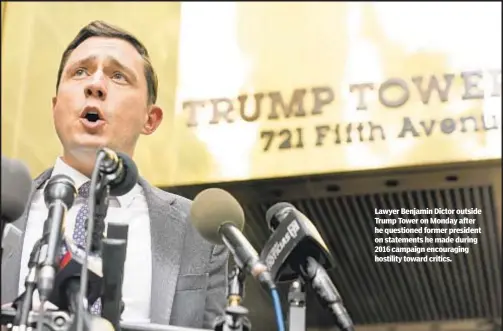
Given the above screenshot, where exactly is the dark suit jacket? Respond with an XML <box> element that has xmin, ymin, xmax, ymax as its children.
<box><xmin>1</xmin><ymin>168</ymin><xmax>229</xmax><ymax>329</ymax></box>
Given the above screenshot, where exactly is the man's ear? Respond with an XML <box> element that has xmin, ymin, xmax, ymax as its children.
<box><xmin>142</xmin><ymin>105</ymin><xmax>163</xmax><ymax>135</ymax></box>
<box><xmin>52</xmin><ymin>96</ymin><xmax>57</xmax><ymax>110</ymax></box>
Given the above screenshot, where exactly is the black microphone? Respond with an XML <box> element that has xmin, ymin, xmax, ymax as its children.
<box><xmin>262</xmin><ymin>202</ymin><xmax>354</xmax><ymax>331</ymax></box>
<box><xmin>1</xmin><ymin>155</ymin><xmax>32</xmax><ymax>222</ymax></box>
<box><xmin>38</xmin><ymin>174</ymin><xmax>77</xmax><ymax>302</ymax></box>
<box><xmin>261</xmin><ymin>202</ymin><xmax>333</xmax><ymax>282</ymax></box>
<box><xmin>49</xmin><ymin>240</ymin><xmax>103</xmax><ymax>311</ymax></box>
<box><xmin>190</xmin><ymin>188</ymin><xmax>275</xmax><ymax>290</ymax></box>
<box><xmin>101</xmin><ymin>237</ymin><xmax>127</xmax><ymax>330</ymax></box>
<box><xmin>96</xmin><ymin>148</ymin><xmax>138</xmax><ymax>196</ymax></box>
<box><xmin>100</xmin><ymin>221</ymin><xmax>128</xmax><ymax>329</ymax></box>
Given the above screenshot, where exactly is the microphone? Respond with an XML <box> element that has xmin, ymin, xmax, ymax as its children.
<box><xmin>262</xmin><ymin>202</ymin><xmax>354</xmax><ymax>331</ymax></box>
<box><xmin>12</xmin><ymin>238</ymin><xmax>42</xmax><ymax>328</ymax></box>
<box><xmin>261</xmin><ymin>202</ymin><xmax>333</xmax><ymax>282</ymax></box>
<box><xmin>49</xmin><ymin>240</ymin><xmax>103</xmax><ymax>311</ymax></box>
<box><xmin>96</xmin><ymin>148</ymin><xmax>138</xmax><ymax>196</ymax></box>
<box><xmin>190</xmin><ymin>188</ymin><xmax>275</xmax><ymax>290</ymax></box>
<box><xmin>100</xmin><ymin>221</ymin><xmax>128</xmax><ymax>329</ymax></box>
<box><xmin>38</xmin><ymin>174</ymin><xmax>77</xmax><ymax>302</ymax></box>
<box><xmin>1</xmin><ymin>155</ymin><xmax>32</xmax><ymax>222</ymax></box>
<box><xmin>100</xmin><ymin>238</ymin><xmax>127</xmax><ymax>330</ymax></box>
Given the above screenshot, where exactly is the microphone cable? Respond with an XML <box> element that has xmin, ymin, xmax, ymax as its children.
<box><xmin>270</xmin><ymin>287</ymin><xmax>286</xmax><ymax>331</ymax></box>
<box><xmin>76</xmin><ymin>150</ymin><xmax>106</xmax><ymax>331</ymax></box>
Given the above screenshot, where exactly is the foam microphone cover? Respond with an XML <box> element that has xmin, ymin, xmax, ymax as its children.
<box><xmin>1</xmin><ymin>156</ymin><xmax>33</xmax><ymax>221</ymax></box>
<box><xmin>109</xmin><ymin>152</ymin><xmax>138</xmax><ymax>196</ymax></box>
<box><xmin>88</xmin><ymin>316</ymin><xmax>115</xmax><ymax>331</ymax></box>
<box><xmin>190</xmin><ymin>188</ymin><xmax>245</xmax><ymax>245</ymax></box>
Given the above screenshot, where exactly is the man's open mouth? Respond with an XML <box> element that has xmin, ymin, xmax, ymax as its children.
<box><xmin>80</xmin><ymin>107</ymin><xmax>106</xmax><ymax>130</ymax></box>
<box><xmin>84</xmin><ymin>112</ymin><xmax>100</xmax><ymax>122</ymax></box>
<box><xmin>81</xmin><ymin>107</ymin><xmax>105</xmax><ymax>123</ymax></box>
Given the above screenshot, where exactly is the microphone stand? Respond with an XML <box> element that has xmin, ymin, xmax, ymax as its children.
<box><xmin>302</xmin><ymin>257</ymin><xmax>353</xmax><ymax>331</ymax></box>
<box><xmin>2</xmin><ymin>309</ymin><xmax>73</xmax><ymax>331</ymax></box>
<box><xmin>10</xmin><ymin>218</ymin><xmax>69</xmax><ymax>330</ymax></box>
<box><xmin>75</xmin><ymin>160</ymin><xmax>110</xmax><ymax>331</ymax></box>
<box><xmin>13</xmin><ymin>239</ymin><xmax>43</xmax><ymax>330</ymax></box>
<box><xmin>2</xmin><ymin>279</ymin><xmax>112</xmax><ymax>331</ymax></box>
<box><xmin>214</xmin><ymin>265</ymin><xmax>251</xmax><ymax>331</ymax></box>
<box><xmin>78</xmin><ymin>162</ymin><xmax>127</xmax><ymax>331</ymax></box>
<box><xmin>89</xmin><ymin>176</ymin><xmax>110</xmax><ymax>253</ymax></box>
<box><xmin>287</xmin><ymin>279</ymin><xmax>306</xmax><ymax>331</ymax></box>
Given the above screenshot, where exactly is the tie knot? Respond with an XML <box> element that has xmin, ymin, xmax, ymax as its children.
<box><xmin>78</xmin><ymin>181</ymin><xmax>91</xmax><ymax>198</ymax></box>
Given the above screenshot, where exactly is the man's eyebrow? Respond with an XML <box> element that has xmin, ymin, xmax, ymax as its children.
<box><xmin>107</xmin><ymin>56</ymin><xmax>138</xmax><ymax>81</ymax></box>
<box><xmin>67</xmin><ymin>55</ymin><xmax>97</xmax><ymax>71</ymax></box>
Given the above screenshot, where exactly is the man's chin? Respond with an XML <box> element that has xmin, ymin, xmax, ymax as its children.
<box><xmin>66</xmin><ymin>145</ymin><xmax>106</xmax><ymax>162</ymax></box>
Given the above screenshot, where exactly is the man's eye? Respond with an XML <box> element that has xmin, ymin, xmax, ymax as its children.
<box><xmin>112</xmin><ymin>72</ymin><xmax>126</xmax><ymax>81</ymax></box>
<box><xmin>74</xmin><ymin>68</ymin><xmax>87</xmax><ymax>77</ymax></box>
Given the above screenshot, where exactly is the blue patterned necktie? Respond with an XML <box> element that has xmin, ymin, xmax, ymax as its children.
<box><xmin>74</xmin><ymin>181</ymin><xmax>102</xmax><ymax>315</ymax></box>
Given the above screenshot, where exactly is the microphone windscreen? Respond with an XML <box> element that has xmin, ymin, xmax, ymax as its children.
<box><xmin>266</xmin><ymin>202</ymin><xmax>295</xmax><ymax>231</ymax></box>
<box><xmin>89</xmin><ymin>316</ymin><xmax>115</xmax><ymax>331</ymax></box>
<box><xmin>109</xmin><ymin>152</ymin><xmax>138</xmax><ymax>196</ymax></box>
<box><xmin>190</xmin><ymin>188</ymin><xmax>245</xmax><ymax>245</ymax></box>
<box><xmin>1</xmin><ymin>156</ymin><xmax>33</xmax><ymax>221</ymax></box>
<box><xmin>44</xmin><ymin>174</ymin><xmax>76</xmax><ymax>209</ymax></box>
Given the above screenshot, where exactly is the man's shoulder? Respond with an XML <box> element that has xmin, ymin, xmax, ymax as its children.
<box><xmin>147</xmin><ymin>184</ymin><xmax>192</xmax><ymax>212</ymax></box>
<box><xmin>146</xmin><ymin>185</ymin><xmax>217</xmax><ymax>254</ymax></box>
<box><xmin>143</xmin><ymin>184</ymin><xmax>201</xmax><ymax>235</ymax></box>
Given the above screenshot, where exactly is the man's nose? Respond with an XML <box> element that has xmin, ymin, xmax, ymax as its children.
<box><xmin>84</xmin><ymin>73</ymin><xmax>107</xmax><ymax>100</ymax></box>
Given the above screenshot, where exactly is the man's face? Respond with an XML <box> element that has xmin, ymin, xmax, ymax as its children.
<box><xmin>53</xmin><ymin>36</ymin><xmax>161</xmax><ymax>161</ymax></box>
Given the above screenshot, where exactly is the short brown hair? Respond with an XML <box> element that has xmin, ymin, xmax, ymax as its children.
<box><xmin>56</xmin><ymin>20</ymin><xmax>158</xmax><ymax>104</ymax></box>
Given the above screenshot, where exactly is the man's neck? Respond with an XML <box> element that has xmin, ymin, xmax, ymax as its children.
<box><xmin>60</xmin><ymin>154</ymin><xmax>95</xmax><ymax>179</ymax></box>
<box><xmin>61</xmin><ymin>147</ymin><xmax>135</xmax><ymax>178</ymax></box>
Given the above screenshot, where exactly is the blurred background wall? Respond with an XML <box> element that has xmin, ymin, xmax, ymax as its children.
<box><xmin>1</xmin><ymin>2</ymin><xmax>181</xmax><ymax>185</ymax></box>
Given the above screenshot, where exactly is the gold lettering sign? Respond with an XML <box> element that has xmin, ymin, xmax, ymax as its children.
<box><xmin>2</xmin><ymin>3</ymin><xmax>501</xmax><ymax>187</ymax></box>
<box><xmin>173</xmin><ymin>2</ymin><xmax>501</xmax><ymax>185</ymax></box>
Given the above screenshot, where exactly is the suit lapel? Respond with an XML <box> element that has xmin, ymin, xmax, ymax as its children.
<box><xmin>1</xmin><ymin>169</ymin><xmax>52</xmax><ymax>303</ymax></box>
<box><xmin>139</xmin><ymin>178</ymin><xmax>186</xmax><ymax>324</ymax></box>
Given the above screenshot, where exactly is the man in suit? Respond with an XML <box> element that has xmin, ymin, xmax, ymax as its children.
<box><xmin>1</xmin><ymin>20</ymin><xmax>229</xmax><ymax>329</ymax></box>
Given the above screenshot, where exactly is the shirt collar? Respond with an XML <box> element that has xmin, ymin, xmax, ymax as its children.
<box><xmin>51</xmin><ymin>157</ymin><xmax>140</xmax><ymax>208</ymax></box>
